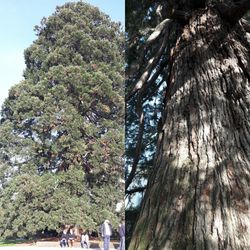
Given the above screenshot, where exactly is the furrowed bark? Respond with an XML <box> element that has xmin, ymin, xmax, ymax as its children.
<box><xmin>129</xmin><ymin>7</ymin><xmax>250</xmax><ymax>250</ymax></box>
<box><xmin>241</xmin><ymin>19</ymin><xmax>250</xmax><ymax>33</ymax></box>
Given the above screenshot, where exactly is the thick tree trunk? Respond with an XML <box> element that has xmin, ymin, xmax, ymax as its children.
<box><xmin>129</xmin><ymin>8</ymin><xmax>250</xmax><ymax>250</ymax></box>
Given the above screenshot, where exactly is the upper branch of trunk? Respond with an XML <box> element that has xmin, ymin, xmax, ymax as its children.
<box><xmin>126</xmin><ymin>186</ymin><xmax>146</xmax><ymax>195</ymax></box>
<box><xmin>126</xmin><ymin>31</ymin><xmax>168</xmax><ymax>102</ymax></box>
<box><xmin>145</xmin><ymin>19</ymin><xmax>171</xmax><ymax>48</ymax></box>
<box><xmin>126</xmin><ymin>19</ymin><xmax>171</xmax><ymax>81</ymax></box>
<box><xmin>125</xmin><ymin>98</ymin><xmax>145</xmax><ymax>191</ymax></box>
<box><xmin>215</xmin><ymin>0</ymin><xmax>250</xmax><ymax>24</ymax></box>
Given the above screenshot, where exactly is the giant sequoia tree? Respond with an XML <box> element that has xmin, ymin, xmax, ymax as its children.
<box><xmin>0</xmin><ymin>2</ymin><xmax>124</xmax><ymax>238</ymax></box>
<box><xmin>127</xmin><ymin>0</ymin><xmax>250</xmax><ymax>249</ymax></box>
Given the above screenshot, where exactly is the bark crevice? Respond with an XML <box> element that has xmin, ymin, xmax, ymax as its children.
<box><xmin>129</xmin><ymin>6</ymin><xmax>250</xmax><ymax>250</ymax></box>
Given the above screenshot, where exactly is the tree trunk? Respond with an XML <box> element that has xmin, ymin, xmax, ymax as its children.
<box><xmin>129</xmin><ymin>8</ymin><xmax>250</xmax><ymax>250</ymax></box>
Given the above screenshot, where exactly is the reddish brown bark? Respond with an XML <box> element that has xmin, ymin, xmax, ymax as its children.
<box><xmin>129</xmin><ymin>8</ymin><xmax>250</xmax><ymax>250</ymax></box>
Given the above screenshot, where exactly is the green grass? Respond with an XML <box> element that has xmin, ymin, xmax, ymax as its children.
<box><xmin>0</xmin><ymin>239</ymin><xmax>27</xmax><ymax>246</ymax></box>
<box><xmin>0</xmin><ymin>243</ymin><xmax>16</xmax><ymax>246</ymax></box>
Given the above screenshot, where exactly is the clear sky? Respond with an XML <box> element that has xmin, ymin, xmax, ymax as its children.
<box><xmin>0</xmin><ymin>0</ymin><xmax>125</xmax><ymax>108</ymax></box>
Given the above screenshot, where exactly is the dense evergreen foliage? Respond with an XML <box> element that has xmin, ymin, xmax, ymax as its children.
<box><xmin>0</xmin><ymin>2</ymin><xmax>124</xmax><ymax>239</ymax></box>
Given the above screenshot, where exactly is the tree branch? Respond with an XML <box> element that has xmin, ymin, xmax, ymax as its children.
<box><xmin>126</xmin><ymin>186</ymin><xmax>147</xmax><ymax>195</ymax></box>
<box><xmin>126</xmin><ymin>31</ymin><xmax>169</xmax><ymax>102</ymax></box>
<box><xmin>143</xmin><ymin>77</ymin><xmax>166</xmax><ymax>103</ymax></box>
<box><xmin>126</xmin><ymin>19</ymin><xmax>171</xmax><ymax>80</ymax></box>
<box><xmin>145</xmin><ymin>19</ymin><xmax>171</xmax><ymax>48</ymax></box>
<box><xmin>125</xmin><ymin>97</ymin><xmax>145</xmax><ymax>191</ymax></box>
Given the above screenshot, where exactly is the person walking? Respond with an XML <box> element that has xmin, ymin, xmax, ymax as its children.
<box><xmin>100</xmin><ymin>220</ymin><xmax>112</xmax><ymax>250</ymax></box>
<box><xmin>118</xmin><ymin>220</ymin><xmax>125</xmax><ymax>250</ymax></box>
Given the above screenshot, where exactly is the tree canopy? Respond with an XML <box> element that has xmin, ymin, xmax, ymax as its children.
<box><xmin>0</xmin><ymin>2</ymin><xmax>124</xmax><ymax>239</ymax></box>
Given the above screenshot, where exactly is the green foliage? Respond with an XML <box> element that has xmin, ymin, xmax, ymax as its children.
<box><xmin>0</xmin><ymin>2</ymin><xmax>124</xmax><ymax>239</ymax></box>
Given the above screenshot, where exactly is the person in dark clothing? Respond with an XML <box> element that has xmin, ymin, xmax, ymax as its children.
<box><xmin>68</xmin><ymin>228</ymin><xmax>75</xmax><ymax>247</ymax></box>
<box><xmin>118</xmin><ymin>220</ymin><xmax>125</xmax><ymax>250</ymax></box>
<box><xmin>59</xmin><ymin>229</ymin><xmax>69</xmax><ymax>248</ymax></box>
<box><xmin>100</xmin><ymin>220</ymin><xmax>112</xmax><ymax>250</ymax></box>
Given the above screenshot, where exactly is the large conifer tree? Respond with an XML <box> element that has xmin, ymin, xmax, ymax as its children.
<box><xmin>0</xmin><ymin>2</ymin><xmax>124</xmax><ymax>239</ymax></box>
<box><xmin>126</xmin><ymin>0</ymin><xmax>250</xmax><ymax>249</ymax></box>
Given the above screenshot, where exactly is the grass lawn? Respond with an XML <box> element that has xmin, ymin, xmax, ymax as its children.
<box><xmin>0</xmin><ymin>239</ymin><xmax>28</xmax><ymax>246</ymax></box>
<box><xmin>0</xmin><ymin>242</ymin><xmax>16</xmax><ymax>246</ymax></box>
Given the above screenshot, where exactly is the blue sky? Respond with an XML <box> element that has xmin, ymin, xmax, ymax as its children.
<box><xmin>0</xmin><ymin>0</ymin><xmax>124</xmax><ymax>108</ymax></box>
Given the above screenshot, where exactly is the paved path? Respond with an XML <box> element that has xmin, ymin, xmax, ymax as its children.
<box><xmin>0</xmin><ymin>240</ymin><xmax>118</xmax><ymax>249</ymax></box>
<box><xmin>0</xmin><ymin>247</ymin><xmax>117</xmax><ymax>250</ymax></box>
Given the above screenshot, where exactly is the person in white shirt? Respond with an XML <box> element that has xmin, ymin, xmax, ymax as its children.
<box><xmin>100</xmin><ymin>220</ymin><xmax>112</xmax><ymax>250</ymax></box>
<box><xmin>81</xmin><ymin>230</ymin><xmax>90</xmax><ymax>249</ymax></box>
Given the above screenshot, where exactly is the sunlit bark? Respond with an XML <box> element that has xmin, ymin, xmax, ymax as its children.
<box><xmin>129</xmin><ymin>8</ymin><xmax>250</xmax><ymax>250</ymax></box>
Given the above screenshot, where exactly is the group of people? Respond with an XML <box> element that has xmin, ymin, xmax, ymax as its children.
<box><xmin>59</xmin><ymin>228</ymin><xmax>89</xmax><ymax>248</ymax></box>
<box><xmin>59</xmin><ymin>220</ymin><xmax>125</xmax><ymax>250</ymax></box>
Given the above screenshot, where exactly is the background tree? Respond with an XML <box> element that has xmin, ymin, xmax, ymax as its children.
<box><xmin>0</xmin><ymin>2</ymin><xmax>124</xmax><ymax>239</ymax></box>
<box><xmin>126</xmin><ymin>0</ymin><xmax>250</xmax><ymax>249</ymax></box>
